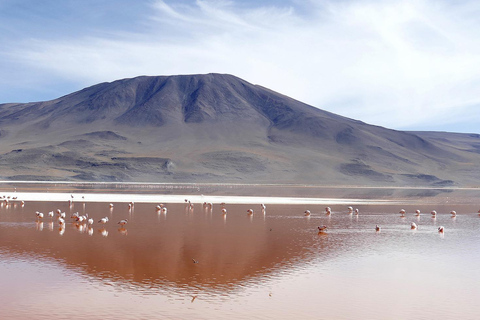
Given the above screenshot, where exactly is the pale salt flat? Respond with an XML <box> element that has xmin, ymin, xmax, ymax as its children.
<box><xmin>3</xmin><ymin>192</ymin><xmax>406</xmax><ymax>205</ymax></box>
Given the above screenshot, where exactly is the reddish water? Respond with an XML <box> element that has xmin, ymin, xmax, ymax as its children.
<box><xmin>0</xmin><ymin>199</ymin><xmax>479</xmax><ymax>319</ymax></box>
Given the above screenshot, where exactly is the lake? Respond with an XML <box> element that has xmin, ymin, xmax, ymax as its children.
<box><xmin>0</xmin><ymin>184</ymin><xmax>479</xmax><ymax>319</ymax></box>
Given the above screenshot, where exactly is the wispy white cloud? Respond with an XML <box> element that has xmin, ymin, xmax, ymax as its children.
<box><xmin>2</xmin><ymin>0</ymin><xmax>480</xmax><ymax>132</ymax></box>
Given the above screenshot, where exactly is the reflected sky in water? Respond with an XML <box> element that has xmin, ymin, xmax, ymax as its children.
<box><xmin>0</xmin><ymin>197</ymin><xmax>479</xmax><ymax>319</ymax></box>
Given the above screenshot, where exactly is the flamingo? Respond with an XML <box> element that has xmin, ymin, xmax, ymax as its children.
<box><xmin>118</xmin><ymin>219</ymin><xmax>128</xmax><ymax>226</ymax></box>
<box><xmin>450</xmin><ymin>210</ymin><xmax>457</xmax><ymax>217</ymax></box>
<box><xmin>317</xmin><ymin>225</ymin><xmax>328</xmax><ymax>232</ymax></box>
<box><xmin>304</xmin><ymin>210</ymin><xmax>311</xmax><ymax>216</ymax></box>
<box><xmin>399</xmin><ymin>209</ymin><xmax>406</xmax><ymax>216</ymax></box>
<box><xmin>109</xmin><ymin>203</ymin><xmax>114</xmax><ymax>208</ymax></box>
<box><xmin>247</xmin><ymin>209</ymin><xmax>254</xmax><ymax>215</ymax></box>
<box><xmin>411</xmin><ymin>222</ymin><xmax>417</xmax><ymax>230</ymax></box>
<box><xmin>415</xmin><ymin>209</ymin><xmax>421</xmax><ymax>216</ymax></box>
<box><xmin>438</xmin><ymin>226</ymin><xmax>444</xmax><ymax>233</ymax></box>
<box><xmin>431</xmin><ymin>210</ymin><xmax>437</xmax><ymax>218</ymax></box>
<box><xmin>375</xmin><ymin>225</ymin><xmax>381</xmax><ymax>232</ymax></box>
<box><xmin>161</xmin><ymin>207</ymin><xmax>167</xmax><ymax>214</ymax></box>
<box><xmin>221</xmin><ymin>208</ymin><xmax>227</xmax><ymax>214</ymax></box>
<box><xmin>348</xmin><ymin>206</ymin><xmax>354</xmax><ymax>214</ymax></box>
<box><xmin>98</xmin><ymin>217</ymin><xmax>109</xmax><ymax>224</ymax></box>
<box><xmin>354</xmin><ymin>208</ymin><xmax>359</xmax><ymax>215</ymax></box>
<box><xmin>36</xmin><ymin>211</ymin><xmax>44</xmax><ymax>220</ymax></box>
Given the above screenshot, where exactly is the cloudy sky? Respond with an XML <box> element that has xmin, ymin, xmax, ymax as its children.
<box><xmin>1</xmin><ymin>0</ymin><xmax>480</xmax><ymax>133</ymax></box>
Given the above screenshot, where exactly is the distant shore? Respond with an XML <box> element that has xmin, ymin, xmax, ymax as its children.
<box><xmin>0</xmin><ymin>191</ymin><xmax>405</xmax><ymax>205</ymax></box>
<box><xmin>1</xmin><ymin>181</ymin><xmax>479</xmax><ymax>205</ymax></box>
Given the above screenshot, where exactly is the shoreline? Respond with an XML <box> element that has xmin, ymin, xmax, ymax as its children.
<box><xmin>1</xmin><ymin>192</ymin><xmax>407</xmax><ymax>205</ymax></box>
<box><xmin>0</xmin><ymin>180</ymin><xmax>479</xmax><ymax>190</ymax></box>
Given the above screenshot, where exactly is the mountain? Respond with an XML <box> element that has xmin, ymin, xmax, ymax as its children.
<box><xmin>0</xmin><ymin>73</ymin><xmax>479</xmax><ymax>186</ymax></box>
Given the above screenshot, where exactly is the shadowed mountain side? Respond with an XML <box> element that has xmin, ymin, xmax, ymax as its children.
<box><xmin>0</xmin><ymin>73</ymin><xmax>479</xmax><ymax>185</ymax></box>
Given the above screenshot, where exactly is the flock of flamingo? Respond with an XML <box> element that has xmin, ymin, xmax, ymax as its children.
<box><xmin>1</xmin><ymin>193</ymin><xmax>480</xmax><ymax>237</ymax></box>
<box><xmin>307</xmin><ymin>206</ymin><xmax>480</xmax><ymax>234</ymax></box>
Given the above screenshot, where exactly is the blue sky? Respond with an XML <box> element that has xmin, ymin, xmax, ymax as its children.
<box><xmin>1</xmin><ymin>0</ymin><xmax>480</xmax><ymax>133</ymax></box>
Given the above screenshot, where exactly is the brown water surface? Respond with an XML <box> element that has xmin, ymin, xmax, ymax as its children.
<box><xmin>0</xmin><ymin>192</ymin><xmax>479</xmax><ymax>319</ymax></box>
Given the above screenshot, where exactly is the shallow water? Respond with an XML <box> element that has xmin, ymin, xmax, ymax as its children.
<box><xmin>0</xmin><ymin>198</ymin><xmax>479</xmax><ymax>319</ymax></box>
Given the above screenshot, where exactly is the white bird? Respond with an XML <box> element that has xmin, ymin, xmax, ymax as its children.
<box><xmin>48</xmin><ymin>211</ymin><xmax>54</xmax><ymax>219</ymax></box>
<box><xmin>221</xmin><ymin>208</ymin><xmax>227</xmax><ymax>214</ymax></box>
<box><xmin>76</xmin><ymin>215</ymin><xmax>86</xmax><ymax>223</ymax></box>
<box><xmin>431</xmin><ymin>210</ymin><xmax>437</xmax><ymax>217</ymax></box>
<box><xmin>109</xmin><ymin>203</ymin><xmax>114</xmax><ymax>208</ymax></box>
<box><xmin>450</xmin><ymin>210</ymin><xmax>457</xmax><ymax>217</ymax></box>
<box><xmin>415</xmin><ymin>209</ymin><xmax>421</xmax><ymax>216</ymax></box>
<box><xmin>247</xmin><ymin>209</ymin><xmax>254</xmax><ymax>215</ymax></box>
<box><xmin>348</xmin><ymin>206</ymin><xmax>354</xmax><ymax>214</ymax></box>
<box><xmin>438</xmin><ymin>226</ymin><xmax>444</xmax><ymax>233</ymax></box>
<box><xmin>98</xmin><ymin>217</ymin><xmax>109</xmax><ymax>224</ymax></box>
<box><xmin>161</xmin><ymin>207</ymin><xmax>167</xmax><ymax>214</ymax></box>
<box><xmin>261</xmin><ymin>204</ymin><xmax>266</xmax><ymax>210</ymax></box>
<box><xmin>375</xmin><ymin>225</ymin><xmax>381</xmax><ymax>232</ymax></box>
<box><xmin>87</xmin><ymin>218</ymin><xmax>94</xmax><ymax>226</ymax></box>
<box><xmin>317</xmin><ymin>225</ymin><xmax>328</xmax><ymax>232</ymax></box>
<box><xmin>354</xmin><ymin>208</ymin><xmax>359</xmax><ymax>215</ymax></box>
<box><xmin>58</xmin><ymin>217</ymin><xmax>65</xmax><ymax>226</ymax></box>
<box><xmin>304</xmin><ymin>210</ymin><xmax>311</xmax><ymax>216</ymax></box>
<box><xmin>156</xmin><ymin>205</ymin><xmax>162</xmax><ymax>211</ymax></box>
<box><xmin>36</xmin><ymin>211</ymin><xmax>44</xmax><ymax>219</ymax></box>
<box><xmin>325</xmin><ymin>207</ymin><xmax>332</xmax><ymax>215</ymax></box>
<box><xmin>411</xmin><ymin>222</ymin><xmax>417</xmax><ymax>229</ymax></box>
<box><xmin>118</xmin><ymin>219</ymin><xmax>128</xmax><ymax>226</ymax></box>
<box><xmin>399</xmin><ymin>209</ymin><xmax>406</xmax><ymax>216</ymax></box>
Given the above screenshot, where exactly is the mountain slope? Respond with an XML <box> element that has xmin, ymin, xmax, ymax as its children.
<box><xmin>0</xmin><ymin>73</ymin><xmax>479</xmax><ymax>186</ymax></box>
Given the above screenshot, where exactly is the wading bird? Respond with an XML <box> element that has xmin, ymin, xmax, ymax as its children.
<box><xmin>98</xmin><ymin>217</ymin><xmax>109</xmax><ymax>224</ymax></box>
<box><xmin>317</xmin><ymin>225</ymin><xmax>328</xmax><ymax>233</ymax></box>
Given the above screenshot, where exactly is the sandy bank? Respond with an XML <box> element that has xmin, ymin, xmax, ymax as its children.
<box><xmin>0</xmin><ymin>192</ymin><xmax>405</xmax><ymax>205</ymax></box>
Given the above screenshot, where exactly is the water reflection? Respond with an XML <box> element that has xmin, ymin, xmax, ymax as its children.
<box><xmin>0</xmin><ymin>198</ymin><xmax>480</xmax><ymax>319</ymax></box>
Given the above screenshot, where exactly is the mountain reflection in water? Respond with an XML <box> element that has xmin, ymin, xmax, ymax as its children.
<box><xmin>1</xmin><ymin>197</ymin><xmax>480</xmax><ymax>319</ymax></box>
